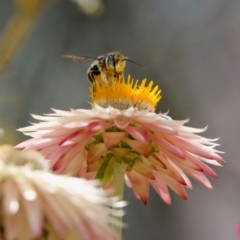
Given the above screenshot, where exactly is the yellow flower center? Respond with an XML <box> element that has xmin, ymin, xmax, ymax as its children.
<box><xmin>90</xmin><ymin>75</ymin><xmax>161</xmax><ymax>112</ymax></box>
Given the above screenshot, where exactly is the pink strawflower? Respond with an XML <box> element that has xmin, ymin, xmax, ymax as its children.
<box><xmin>17</xmin><ymin>76</ymin><xmax>225</xmax><ymax>205</ymax></box>
<box><xmin>0</xmin><ymin>145</ymin><xmax>121</xmax><ymax>240</ymax></box>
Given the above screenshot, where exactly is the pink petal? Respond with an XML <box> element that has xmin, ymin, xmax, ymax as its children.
<box><xmin>140</xmin><ymin>156</ymin><xmax>158</xmax><ymax>171</ymax></box>
<box><xmin>210</xmin><ymin>151</ymin><xmax>226</xmax><ymax>163</ymax></box>
<box><xmin>162</xmin><ymin>150</ymin><xmax>202</xmax><ymax>171</ymax></box>
<box><xmin>58</xmin><ymin>130</ymin><xmax>81</xmax><ymax>146</ymax></box>
<box><xmin>15</xmin><ymin>138</ymin><xmax>38</xmax><ymax>149</ymax></box>
<box><xmin>132</xmin><ymin>161</ymin><xmax>155</xmax><ymax>180</ymax></box>
<box><xmin>17</xmin><ymin>125</ymin><xmax>38</xmax><ymax>132</ymax></box>
<box><xmin>134</xmin><ymin>114</ymin><xmax>164</xmax><ymax>123</ymax></box>
<box><xmin>138</xmin><ymin>122</ymin><xmax>177</xmax><ymax>135</ymax></box>
<box><xmin>51</xmin><ymin>108</ymin><xmax>78</xmax><ymax>116</ymax></box>
<box><xmin>53</xmin><ymin>140</ymin><xmax>87</xmax><ymax>171</ymax></box>
<box><xmin>42</xmin><ymin>128</ymin><xmax>78</xmax><ymax>138</ymax></box>
<box><xmin>87</xmin><ymin>158</ymin><xmax>104</xmax><ymax>172</ymax></box>
<box><xmin>4</xmin><ymin>202</ymin><xmax>27</xmax><ymax>240</ymax></box>
<box><xmin>103</xmin><ymin>132</ymin><xmax>126</xmax><ymax>148</ymax></box>
<box><xmin>200</xmin><ymin>157</ymin><xmax>223</xmax><ymax>166</ymax></box>
<box><xmin>81</xmin><ymin>171</ymin><xmax>96</xmax><ymax>180</ymax></box>
<box><xmin>87</xmin><ymin>143</ymin><xmax>108</xmax><ymax>163</ymax></box>
<box><xmin>22</xmin><ymin>136</ymin><xmax>64</xmax><ymax>151</ymax></box>
<box><xmin>45</xmin><ymin>146</ymin><xmax>68</xmax><ymax>167</ymax></box>
<box><xmin>74</xmin><ymin>216</ymin><xmax>95</xmax><ymax>240</ymax></box>
<box><xmin>39</xmin><ymin>145</ymin><xmax>60</xmax><ymax>158</ymax></box>
<box><xmin>148</xmin><ymin>155</ymin><xmax>167</xmax><ymax>170</ymax></box>
<box><xmin>114</xmin><ymin>119</ymin><xmax>129</xmax><ymax>129</ymax></box>
<box><xmin>59</xmin><ymin>131</ymin><xmax>94</xmax><ymax>146</ymax></box>
<box><xmin>125</xmin><ymin>126</ymin><xmax>149</xmax><ymax>144</ymax></box>
<box><xmin>38</xmin><ymin>175</ymin><xmax>88</xmax><ymax>232</ymax></box>
<box><xmin>87</xmin><ymin>121</ymin><xmax>112</xmax><ymax>132</ymax></box>
<box><xmin>155</xmin><ymin>152</ymin><xmax>189</xmax><ymax>186</ymax></box>
<box><xmin>15</xmin><ymin>176</ymin><xmax>43</xmax><ymax>238</ymax></box>
<box><xmin>75</xmin><ymin>161</ymin><xmax>88</xmax><ymax>177</ymax></box>
<box><xmin>167</xmin><ymin>160</ymin><xmax>192</xmax><ymax>189</ymax></box>
<box><xmin>35</xmin><ymin>186</ymin><xmax>67</xmax><ymax>234</ymax></box>
<box><xmin>51</xmin><ymin>148</ymin><xmax>69</xmax><ymax>171</ymax></box>
<box><xmin>123</xmin><ymin>107</ymin><xmax>137</xmax><ymax>117</ymax></box>
<box><xmin>2</xmin><ymin>179</ymin><xmax>20</xmax><ymax>239</ymax></box>
<box><xmin>180</xmin><ymin>126</ymin><xmax>208</xmax><ymax>134</ymax></box>
<box><xmin>150</xmin><ymin>133</ymin><xmax>185</xmax><ymax>159</ymax></box>
<box><xmin>159</xmin><ymin>173</ymin><xmax>188</xmax><ymax>200</ymax></box>
<box><xmin>174</xmin><ymin>163</ymin><xmax>212</xmax><ymax>189</ymax></box>
<box><xmin>189</xmin><ymin>171</ymin><xmax>212</xmax><ymax>189</ymax></box>
<box><xmin>150</xmin><ymin>173</ymin><xmax>171</xmax><ymax>205</ymax></box>
<box><xmin>165</xmin><ymin>135</ymin><xmax>214</xmax><ymax>159</ymax></box>
<box><xmin>55</xmin><ymin>195</ymin><xmax>88</xmax><ymax>235</ymax></box>
<box><xmin>184</xmin><ymin>151</ymin><xmax>218</xmax><ymax>178</ymax></box>
<box><xmin>3</xmin><ymin>179</ymin><xmax>20</xmax><ymax>215</ymax></box>
<box><xmin>28</xmin><ymin>121</ymin><xmax>61</xmax><ymax>130</ymax></box>
<box><xmin>126</xmin><ymin>170</ymin><xmax>150</xmax><ymax>204</ymax></box>
<box><xmin>63</xmin><ymin>121</ymin><xmax>90</xmax><ymax>128</ymax></box>
<box><xmin>30</xmin><ymin>114</ymin><xmax>60</xmax><ymax>122</ymax></box>
<box><xmin>18</xmin><ymin>122</ymin><xmax>59</xmax><ymax>131</ymax></box>
<box><xmin>61</xmin><ymin>149</ymin><xmax>87</xmax><ymax>175</ymax></box>
<box><xmin>124</xmin><ymin>138</ymin><xmax>152</xmax><ymax>156</ymax></box>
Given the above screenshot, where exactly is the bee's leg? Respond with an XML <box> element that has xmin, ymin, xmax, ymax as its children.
<box><xmin>87</xmin><ymin>64</ymin><xmax>101</xmax><ymax>91</ymax></box>
<box><xmin>101</xmin><ymin>72</ymin><xmax>109</xmax><ymax>85</ymax></box>
<box><xmin>115</xmin><ymin>73</ymin><xmax>123</xmax><ymax>83</ymax></box>
<box><xmin>120</xmin><ymin>74</ymin><xmax>124</xmax><ymax>83</ymax></box>
<box><xmin>87</xmin><ymin>73</ymin><xmax>94</xmax><ymax>85</ymax></box>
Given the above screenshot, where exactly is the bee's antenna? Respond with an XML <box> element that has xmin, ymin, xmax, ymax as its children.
<box><xmin>123</xmin><ymin>57</ymin><xmax>145</xmax><ymax>69</ymax></box>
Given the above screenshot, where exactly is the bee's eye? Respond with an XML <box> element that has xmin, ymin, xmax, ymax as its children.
<box><xmin>106</xmin><ymin>55</ymin><xmax>115</xmax><ymax>70</ymax></box>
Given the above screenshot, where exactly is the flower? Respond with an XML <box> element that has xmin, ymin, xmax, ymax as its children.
<box><xmin>0</xmin><ymin>145</ymin><xmax>122</xmax><ymax>240</ymax></box>
<box><xmin>16</xmin><ymin>76</ymin><xmax>225</xmax><ymax>205</ymax></box>
<box><xmin>236</xmin><ymin>224</ymin><xmax>240</xmax><ymax>239</ymax></box>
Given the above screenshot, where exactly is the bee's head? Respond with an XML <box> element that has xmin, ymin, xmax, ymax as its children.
<box><xmin>106</xmin><ymin>54</ymin><xmax>126</xmax><ymax>74</ymax></box>
<box><xmin>106</xmin><ymin>52</ymin><xmax>144</xmax><ymax>74</ymax></box>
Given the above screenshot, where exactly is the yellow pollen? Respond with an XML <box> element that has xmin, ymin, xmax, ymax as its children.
<box><xmin>90</xmin><ymin>75</ymin><xmax>161</xmax><ymax>112</ymax></box>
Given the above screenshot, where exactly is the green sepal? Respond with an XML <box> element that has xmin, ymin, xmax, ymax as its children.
<box><xmin>93</xmin><ymin>133</ymin><xmax>104</xmax><ymax>143</ymax></box>
<box><xmin>102</xmin><ymin>156</ymin><xmax>117</xmax><ymax>187</ymax></box>
<box><xmin>121</xmin><ymin>142</ymin><xmax>131</xmax><ymax>148</ymax></box>
<box><xmin>95</xmin><ymin>159</ymin><xmax>109</xmax><ymax>180</ymax></box>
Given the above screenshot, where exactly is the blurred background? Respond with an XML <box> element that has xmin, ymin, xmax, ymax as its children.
<box><xmin>0</xmin><ymin>0</ymin><xmax>239</xmax><ymax>239</ymax></box>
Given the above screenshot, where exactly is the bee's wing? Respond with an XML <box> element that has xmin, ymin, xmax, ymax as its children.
<box><xmin>62</xmin><ymin>55</ymin><xmax>97</xmax><ymax>64</ymax></box>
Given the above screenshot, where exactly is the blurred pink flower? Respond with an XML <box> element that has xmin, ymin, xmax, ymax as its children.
<box><xmin>236</xmin><ymin>224</ymin><xmax>240</xmax><ymax>239</ymax></box>
<box><xmin>0</xmin><ymin>145</ymin><xmax>121</xmax><ymax>240</ymax></box>
<box><xmin>16</xmin><ymin>76</ymin><xmax>225</xmax><ymax>204</ymax></box>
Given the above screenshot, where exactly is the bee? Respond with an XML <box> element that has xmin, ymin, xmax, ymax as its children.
<box><xmin>62</xmin><ymin>51</ymin><xmax>144</xmax><ymax>89</ymax></box>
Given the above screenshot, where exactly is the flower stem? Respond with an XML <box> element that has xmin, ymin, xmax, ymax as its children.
<box><xmin>112</xmin><ymin>160</ymin><xmax>127</xmax><ymax>240</ymax></box>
